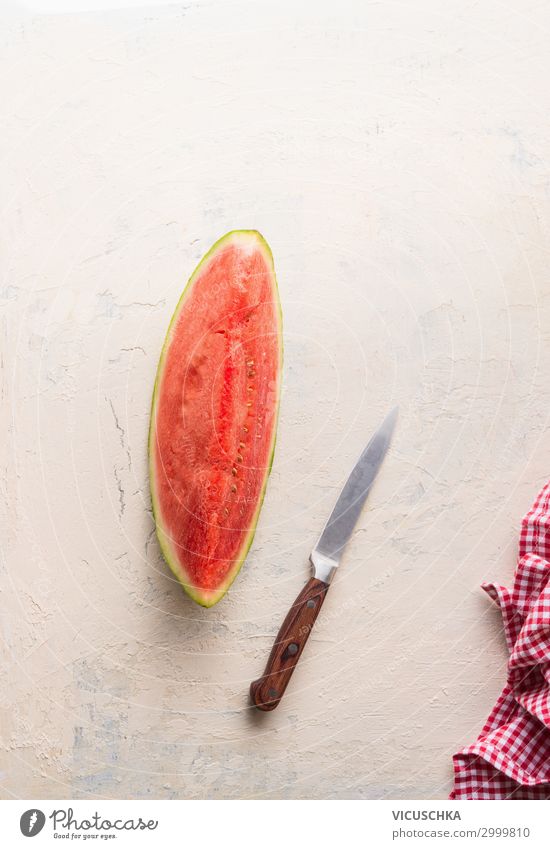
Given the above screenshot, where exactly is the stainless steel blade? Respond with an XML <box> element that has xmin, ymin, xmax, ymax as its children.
<box><xmin>310</xmin><ymin>407</ymin><xmax>398</xmax><ymax>582</ymax></box>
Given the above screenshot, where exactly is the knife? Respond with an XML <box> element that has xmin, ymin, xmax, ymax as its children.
<box><xmin>249</xmin><ymin>406</ymin><xmax>398</xmax><ymax>711</ymax></box>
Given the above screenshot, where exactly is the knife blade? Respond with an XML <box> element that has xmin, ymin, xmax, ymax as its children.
<box><xmin>311</xmin><ymin>405</ymin><xmax>398</xmax><ymax>582</ymax></box>
<box><xmin>250</xmin><ymin>407</ymin><xmax>398</xmax><ymax>711</ymax></box>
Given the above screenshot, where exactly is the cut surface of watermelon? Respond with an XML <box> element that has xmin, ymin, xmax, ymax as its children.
<box><xmin>149</xmin><ymin>231</ymin><xmax>282</xmax><ymax>607</ymax></box>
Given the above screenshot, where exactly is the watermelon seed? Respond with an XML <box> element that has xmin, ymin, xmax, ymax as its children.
<box><xmin>243</xmin><ymin>426</ymin><xmax>248</xmax><ymax>432</ymax></box>
<box><xmin>237</xmin><ymin>454</ymin><xmax>243</xmax><ymax>462</ymax></box>
<box><xmin>232</xmin><ymin>467</ymin><xmax>238</xmax><ymax>476</ymax></box>
<box><xmin>247</xmin><ymin>401</ymin><xmax>252</xmax><ymax>407</ymax></box>
<box><xmin>231</xmin><ymin>484</ymin><xmax>237</xmax><ymax>493</ymax></box>
<box><xmin>224</xmin><ymin>507</ymin><xmax>229</xmax><ymax>515</ymax></box>
<box><xmin>239</xmin><ymin>442</ymin><xmax>245</xmax><ymax>448</ymax></box>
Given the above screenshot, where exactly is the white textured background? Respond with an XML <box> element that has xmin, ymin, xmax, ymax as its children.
<box><xmin>1</xmin><ymin>0</ymin><xmax>550</xmax><ymax>800</ymax></box>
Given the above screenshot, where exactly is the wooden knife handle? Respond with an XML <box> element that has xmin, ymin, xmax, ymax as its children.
<box><xmin>250</xmin><ymin>577</ymin><xmax>329</xmax><ymax>711</ymax></box>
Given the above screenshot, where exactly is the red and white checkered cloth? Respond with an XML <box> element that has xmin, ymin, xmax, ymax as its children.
<box><xmin>451</xmin><ymin>481</ymin><xmax>550</xmax><ymax>799</ymax></box>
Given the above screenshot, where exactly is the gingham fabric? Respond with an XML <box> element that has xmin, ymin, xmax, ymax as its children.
<box><xmin>451</xmin><ymin>481</ymin><xmax>550</xmax><ymax>799</ymax></box>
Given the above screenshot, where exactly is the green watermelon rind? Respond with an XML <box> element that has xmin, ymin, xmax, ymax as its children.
<box><xmin>148</xmin><ymin>230</ymin><xmax>283</xmax><ymax>608</ymax></box>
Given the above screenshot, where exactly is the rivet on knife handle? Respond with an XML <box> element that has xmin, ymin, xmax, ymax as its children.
<box><xmin>249</xmin><ymin>577</ymin><xmax>329</xmax><ymax>711</ymax></box>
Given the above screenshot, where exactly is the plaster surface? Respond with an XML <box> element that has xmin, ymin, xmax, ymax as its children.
<box><xmin>2</xmin><ymin>0</ymin><xmax>550</xmax><ymax>799</ymax></box>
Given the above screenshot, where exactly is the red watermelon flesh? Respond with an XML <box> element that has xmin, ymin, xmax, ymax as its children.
<box><xmin>149</xmin><ymin>231</ymin><xmax>282</xmax><ymax>607</ymax></box>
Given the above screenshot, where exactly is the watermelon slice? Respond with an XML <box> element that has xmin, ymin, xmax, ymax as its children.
<box><xmin>149</xmin><ymin>231</ymin><xmax>282</xmax><ymax>607</ymax></box>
